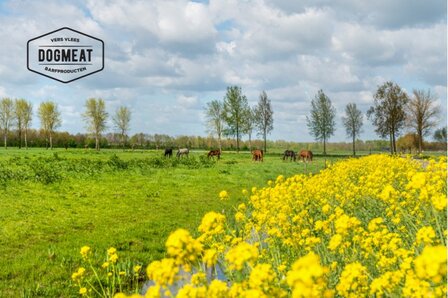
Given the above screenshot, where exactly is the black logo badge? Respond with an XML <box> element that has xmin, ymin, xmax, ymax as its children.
<box><xmin>27</xmin><ymin>27</ymin><xmax>104</xmax><ymax>83</ymax></box>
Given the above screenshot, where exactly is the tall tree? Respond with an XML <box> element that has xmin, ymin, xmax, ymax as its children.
<box><xmin>204</xmin><ymin>100</ymin><xmax>225</xmax><ymax>152</ymax></box>
<box><xmin>0</xmin><ymin>98</ymin><xmax>14</xmax><ymax>149</ymax></box>
<box><xmin>367</xmin><ymin>81</ymin><xmax>409</xmax><ymax>154</ymax></box>
<box><xmin>112</xmin><ymin>106</ymin><xmax>131</xmax><ymax>149</ymax></box>
<box><xmin>306</xmin><ymin>89</ymin><xmax>336</xmax><ymax>155</ymax></box>
<box><xmin>254</xmin><ymin>91</ymin><xmax>274</xmax><ymax>153</ymax></box>
<box><xmin>38</xmin><ymin>101</ymin><xmax>61</xmax><ymax>149</ymax></box>
<box><xmin>223</xmin><ymin>86</ymin><xmax>249</xmax><ymax>152</ymax></box>
<box><xmin>406</xmin><ymin>89</ymin><xmax>440</xmax><ymax>153</ymax></box>
<box><xmin>434</xmin><ymin>127</ymin><xmax>447</xmax><ymax>143</ymax></box>
<box><xmin>342</xmin><ymin>103</ymin><xmax>363</xmax><ymax>156</ymax></box>
<box><xmin>83</xmin><ymin>98</ymin><xmax>108</xmax><ymax>151</ymax></box>
<box><xmin>14</xmin><ymin>99</ymin><xmax>33</xmax><ymax>149</ymax></box>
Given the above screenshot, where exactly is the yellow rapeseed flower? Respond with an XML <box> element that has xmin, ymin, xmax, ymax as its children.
<box><xmin>219</xmin><ymin>190</ymin><xmax>229</xmax><ymax>201</ymax></box>
<box><xmin>79</xmin><ymin>287</ymin><xmax>87</xmax><ymax>295</ymax></box>
<box><xmin>225</xmin><ymin>242</ymin><xmax>259</xmax><ymax>270</ymax></box>
<box><xmin>416</xmin><ymin>226</ymin><xmax>436</xmax><ymax>245</ymax></box>
<box><xmin>165</xmin><ymin>228</ymin><xmax>202</xmax><ymax>271</ymax></box>
<box><xmin>71</xmin><ymin>267</ymin><xmax>86</xmax><ymax>282</ymax></box>
<box><xmin>80</xmin><ymin>246</ymin><xmax>91</xmax><ymax>259</ymax></box>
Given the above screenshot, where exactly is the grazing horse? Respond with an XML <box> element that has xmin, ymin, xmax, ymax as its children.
<box><xmin>207</xmin><ymin>149</ymin><xmax>221</xmax><ymax>160</ymax></box>
<box><xmin>164</xmin><ymin>148</ymin><xmax>173</xmax><ymax>158</ymax></box>
<box><xmin>177</xmin><ymin>148</ymin><xmax>189</xmax><ymax>158</ymax></box>
<box><xmin>283</xmin><ymin>150</ymin><xmax>296</xmax><ymax>161</ymax></box>
<box><xmin>252</xmin><ymin>149</ymin><xmax>264</xmax><ymax>162</ymax></box>
<box><xmin>299</xmin><ymin>150</ymin><xmax>313</xmax><ymax>162</ymax></box>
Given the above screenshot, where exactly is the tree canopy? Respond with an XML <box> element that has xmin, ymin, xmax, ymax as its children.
<box><xmin>307</xmin><ymin>89</ymin><xmax>336</xmax><ymax>155</ymax></box>
<box><xmin>367</xmin><ymin>81</ymin><xmax>409</xmax><ymax>154</ymax></box>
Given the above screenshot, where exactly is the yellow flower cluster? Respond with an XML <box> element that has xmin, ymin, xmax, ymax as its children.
<box><xmin>80</xmin><ymin>246</ymin><xmax>91</xmax><ymax>259</ymax></box>
<box><xmin>72</xmin><ymin>246</ymin><xmax>143</xmax><ymax>297</ymax></box>
<box><xmin>197</xmin><ymin>211</ymin><xmax>226</xmax><ymax>244</ymax></box>
<box><xmin>286</xmin><ymin>252</ymin><xmax>329</xmax><ymax>298</ymax></box>
<box><xmin>225</xmin><ymin>242</ymin><xmax>259</xmax><ymax>270</ymax></box>
<box><xmin>165</xmin><ymin>229</ymin><xmax>203</xmax><ymax>272</ymax></box>
<box><xmin>336</xmin><ymin>262</ymin><xmax>368</xmax><ymax>297</ymax></box>
<box><xmin>108</xmin><ymin>247</ymin><xmax>119</xmax><ymax>263</ymax></box>
<box><xmin>146</xmin><ymin>258</ymin><xmax>179</xmax><ymax>287</ymax></box>
<box><xmin>71</xmin><ymin>267</ymin><xmax>86</xmax><ymax>282</ymax></box>
<box><xmin>219</xmin><ymin>190</ymin><xmax>229</xmax><ymax>201</ymax></box>
<box><xmin>115</xmin><ymin>155</ymin><xmax>447</xmax><ymax>297</ymax></box>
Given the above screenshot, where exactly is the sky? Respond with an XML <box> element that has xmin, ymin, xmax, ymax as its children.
<box><xmin>0</xmin><ymin>0</ymin><xmax>446</xmax><ymax>142</ymax></box>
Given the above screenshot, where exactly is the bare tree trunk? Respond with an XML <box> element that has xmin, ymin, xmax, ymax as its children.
<box><xmin>352</xmin><ymin>135</ymin><xmax>356</xmax><ymax>156</ymax></box>
<box><xmin>218</xmin><ymin>135</ymin><xmax>222</xmax><ymax>152</ymax></box>
<box><xmin>18</xmin><ymin>129</ymin><xmax>22</xmax><ymax>149</ymax></box>
<box><xmin>392</xmin><ymin>132</ymin><xmax>397</xmax><ymax>154</ymax></box>
<box><xmin>389</xmin><ymin>131</ymin><xmax>393</xmax><ymax>154</ymax></box>
<box><xmin>264</xmin><ymin>130</ymin><xmax>267</xmax><ymax>153</ymax></box>
<box><xmin>236</xmin><ymin>123</ymin><xmax>239</xmax><ymax>153</ymax></box>
<box><xmin>323</xmin><ymin>136</ymin><xmax>326</xmax><ymax>155</ymax></box>
<box><xmin>3</xmin><ymin>132</ymin><xmax>6</xmax><ymax>149</ymax></box>
<box><xmin>248</xmin><ymin>131</ymin><xmax>252</xmax><ymax>151</ymax></box>
<box><xmin>24</xmin><ymin>129</ymin><xmax>28</xmax><ymax>149</ymax></box>
<box><xmin>49</xmin><ymin>133</ymin><xmax>53</xmax><ymax>150</ymax></box>
<box><xmin>418</xmin><ymin>130</ymin><xmax>423</xmax><ymax>153</ymax></box>
<box><xmin>96</xmin><ymin>135</ymin><xmax>99</xmax><ymax>151</ymax></box>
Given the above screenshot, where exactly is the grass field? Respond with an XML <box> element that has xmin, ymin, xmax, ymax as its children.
<box><xmin>0</xmin><ymin>148</ymin><xmax>350</xmax><ymax>297</ymax></box>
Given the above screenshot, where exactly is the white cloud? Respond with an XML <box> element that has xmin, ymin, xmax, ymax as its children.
<box><xmin>176</xmin><ymin>95</ymin><xmax>199</xmax><ymax>109</ymax></box>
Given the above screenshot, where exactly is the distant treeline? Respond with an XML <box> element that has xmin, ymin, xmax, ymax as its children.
<box><xmin>2</xmin><ymin>129</ymin><xmax>445</xmax><ymax>152</ymax></box>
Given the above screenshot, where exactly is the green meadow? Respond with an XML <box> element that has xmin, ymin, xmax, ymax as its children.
<box><xmin>0</xmin><ymin>148</ymin><xmax>353</xmax><ymax>296</ymax></box>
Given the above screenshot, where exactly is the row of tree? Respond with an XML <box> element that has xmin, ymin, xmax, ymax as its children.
<box><xmin>1</xmin><ymin>127</ymin><xmax>440</xmax><ymax>152</ymax></box>
<box><xmin>0</xmin><ymin>97</ymin><xmax>131</xmax><ymax>150</ymax></box>
<box><xmin>306</xmin><ymin>81</ymin><xmax>442</xmax><ymax>155</ymax></box>
<box><xmin>205</xmin><ymin>86</ymin><xmax>274</xmax><ymax>152</ymax></box>
<box><xmin>0</xmin><ymin>81</ymin><xmax>444</xmax><ymax>153</ymax></box>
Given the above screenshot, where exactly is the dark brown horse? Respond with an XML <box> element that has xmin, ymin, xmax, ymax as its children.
<box><xmin>299</xmin><ymin>150</ymin><xmax>313</xmax><ymax>162</ymax></box>
<box><xmin>207</xmin><ymin>149</ymin><xmax>221</xmax><ymax>160</ymax></box>
<box><xmin>252</xmin><ymin>149</ymin><xmax>263</xmax><ymax>162</ymax></box>
<box><xmin>283</xmin><ymin>150</ymin><xmax>296</xmax><ymax>161</ymax></box>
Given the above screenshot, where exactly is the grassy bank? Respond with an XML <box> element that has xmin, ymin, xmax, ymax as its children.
<box><xmin>0</xmin><ymin>148</ymin><xmax>343</xmax><ymax>297</ymax></box>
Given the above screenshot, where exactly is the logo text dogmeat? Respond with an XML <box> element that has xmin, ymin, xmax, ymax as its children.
<box><xmin>27</xmin><ymin>27</ymin><xmax>104</xmax><ymax>83</ymax></box>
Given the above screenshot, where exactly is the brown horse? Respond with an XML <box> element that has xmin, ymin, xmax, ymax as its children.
<box><xmin>299</xmin><ymin>150</ymin><xmax>313</xmax><ymax>162</ymax></box>
<box><xmin>207</xmin><ymin>149</ymin><xmax>221</xmax><ymax>160</ymax></box>
<box><xmin>283</xmin><ymin>150</ymin><xmax>296</xmax><ymax>161</ymax></box>
<box><xmin>252</xmin><ymin>149</ymin><xmax>263</xmax><ymax>162</ymax></box>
